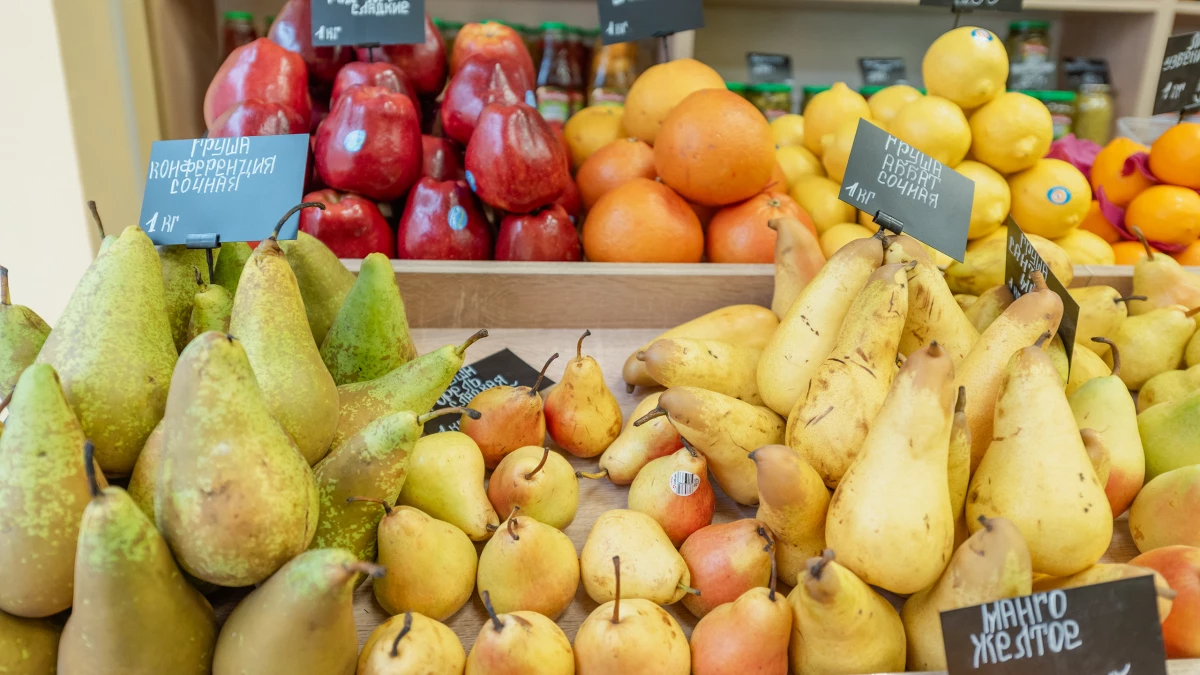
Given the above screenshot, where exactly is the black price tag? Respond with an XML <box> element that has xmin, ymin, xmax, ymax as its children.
<box><xmin>310</xmin><ymin>0</ymin><xmax>426</xmax><ymax>47</ymax></box>
<box><xmin>919</xmin><ymin>0</ymin><xmax>1024</xmax><ymax>10</ymax></box>
<box><xmin>747</xmin><ymin>53</ymin><xmax>793</xmax><ymax>84</ymax></box>
<box><xmin>1063</xmin><ymin>58</ymin><xmax>1111</xmax><ymax>88</ymax></box>
<box><xmin>1153</xmin><ymin>32</ymin><xmax>1200</xmax><ymax>115</ymax></box>
<box><xmin>138</xmin><ymin>134</ymin><xmax>310</xmax><ymax>246</ymax></box>
<box><xmin>597</xmin><ymin>0</ymin><xmax>704</xmax><ymax>46</ymax></box>
<box><xmin>838</xmin><ymin>119</ymin><xmax>974</xmax><ymax>262</ymax></box>
<box><xmin>1004</xmin><ymin>217</ymin><xmax>1081</xmax><ymax>363</ymax></box>
<box><xmin>424</xmin><ymin>348</ymin><xmax>555</xmax><ymax>435</ymax></box>
<box><xmin>859</xmin><ymin>58</ymin><xmax>908</xmax><ymax>87</ymax></box>
<box><xmin>940</xmin><ymin>577</ymin><xmax>1167</xmax><ymax>675</ymax></box>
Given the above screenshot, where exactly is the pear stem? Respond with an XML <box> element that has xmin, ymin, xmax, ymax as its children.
<box><xmin>507</xmin><ymin>506</ymin><xmax>521</xmax><ymax>540</ymax></box>
<box><xmin>1132</xmin><ymin>226</ymin><xmax>1155</xmax><ymax>259</ymax></box>
<box><xmin>528</xmin><ymin>353</ymin><xmax>559</xmax><ymax>397</ymax></box>
<box><xmin>343</xmin><ymin>561</ymin><xmax>386</xmax><ymax>579</ymax></box>
<box><xmin>680</xmin><ymin>437</ymin><xmax>699</xmax><ymax>458</ymax></box>
<box><xmin>1114</xmin><ymin>295</ymin><xmax>1147</xmax><ymax>305</ymax></box>
<box><xmin>271</xmin><ymin>201</ymin><xmax>325</xmax><ymax>240</ymax></box>
<box><xmin>455</xmin><ymin>329</ymin><xmax>489</xmax><ymax>356</ymax></box>
<box><xmin>481</xmin><ymin>590</ymin><xmax>504</xmax><ymax>632</ymax></box>
<box><xmin>193</xmin><ymin>266</ymin><xmax>204</xmax><ymax>288</ymax></box>
<box><xmin>633</xmin><ymin>406</ymin><xmax>668</xmax><ymax>427</ymax></box>
<box><xmin>1187</xmin><ymin>306</ymin><xmax>1200</xmax><ymax>319</ymax></box>
<box><xmin>757</xmin><ymin>526</ymin><xmax>778</xmax><ymax>601</ymax></box>
<box><xmin>978</xmin><ymin>515</ymin><xmax>995</xmax><ymax>532</ymax></box>
<box><xmin>389</xmin><ymin>612</ymin><xmax>414</xmax><ymax>657</ymax></box>
<box><xmin>346</xmin><ymin>496</ymin><xmax>393</xmax><ymax>516</ymax></box>
<box><xmin>1159</xmin><ymin>587</ymin><xmax>1179</xmax><ymax>601</ymax></box>
<box><xmin>625</xmin><ymin>383</ymin><xmax>635</xmax><ymax>394</ymax></box>
<box><xmin>809</xmin><ymin>549</ymin><xmax>835</xmax><ymax>580</ymax></box>
<box><xmin>576</xmin><ymin>468</ymin><xmax>608</xmax><ymax>480</ymax></box>
<box><xmin>525</xmin><ymin>447</ymin><xmax>550</xmax><ymax>480</ymax></box>
<box><xmin>1091</xmin><ymin>337</ymin><xmax>1121</xmax><ymax>376</ymax></box>
<box><xmin>87</xmin><ymin>200</ymin><xmax>105</xmax><ymax>238</ymax></box>
<box><xmin>1034</xmin><ymin>330</ymin><xmax>1053</xmax><ymax>348</ymax></box>
<box><xmin>612</xmin><ymin>556</ymin><xmax>621</xmax><ymax>624</ymax></box>
<box><xmin>0</xmin><ymin>389</ymin><xmax>12</xmax><ymax>415</ymax></box>
<box><xmin>926</xmin><ymin>340</ymin><xmax>944</xmax><ymax>358</ymax></box>
<box><xmin>955</xmin><ymin>386</ymin><xmax>966</xmax><ymax>414</ymax></box>
<box><xmin>576</xmin><ymin>330</ymin><xmax>592</xmax><ymax>359</ymax></box>
<box><xmin>1030</xmin><ymin>270</ymin><xmax>1048</xmax><ymax>293</ymax></box>
<box><xmin>419</xmin><ymin>407</ymin><xmax>479</xmax><ymax>425</ymax></box>
<box><xmin>0</xmin><ymin>266</ymin><xmax>8</xmax><ymax>305</ymax></box>
<box><xmin>83</xmin><ymin>441</ymin><xmax>100</xmax><ymax>499</ymax></box>
<box><xmin>678</xmin><ymin>583</ymin><xmax>701</xmax><ymax>596</ymax></box>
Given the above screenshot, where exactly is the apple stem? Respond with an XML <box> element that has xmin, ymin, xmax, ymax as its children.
<box><xmin>528</xmin><ymin>353</ymin><xmax>559</xmax><ymax>397</ymax></box>
<box><xmin>525</xmin><ymin>447</ymin><xmax>550</xmax><ymax>480</ymax></box>
<box><xmin>1034</xmin><ymin>330</ymin><xmax>1052</xmax><ymax>348</ymax></box>
<box><xmin>633</xmin><ymin>406</ymin><xmax>668</xmax><ymax>427</ymax></box>
<box><xmin>1114</xmin><ymin>295</ymin><xmax>1147</xmax><ymax>305</ymax></box>
<box><xmin>1091</xmin><ymin>337</ymin><xmax>1120</xmax><ymax>376</ymax></box>
<box><xmin>757</xmin><ymin>526</ymin><xmax>778</xmax><ymax>601</ymax></box>
<box><xmin>978</xmin><ymin>515</ymin><xmax>995</xmax><ymax>532</ymax></box>
<box><xmin>346</xmin><ymin>496</ymin><xmax>393</xmax><ymax>517</ymax></box>
<box><xmin>343</xmin><ymin>561</ymin><xmax>386</xmax><ymax>579</ymax></box>
<box><xmin>677</xmin><ymin>583</ymin><xmax>701</xmax><ymax>596</ymax></box>
<box><xmin>1131</xmin><ymin>226</ymin><xmax>1155</xmax><ymax>259</ymax></box>
<box><xmin>809</xmin><ymin>549</ymin><xmax>835</xmax><ymax>580</ymax></box>
<box><xmin>576</xmin><ymin>329</ymin><xmax>591</xmax><ymax>359</ymax></box>
<box><xmin>389</xmin><ymin>612</ymin><xmax>414</xmax><ymax>657</ymax></box>
<box><xmin>0</xmin><ymin>266</ymin><xmax>9</xmax><ymax>305</ymax></box>
<box><xmin>611</xmin><ymin>556</ymin><xmax>621</xmax><ymax>624</ymax></box>
<box><xmin>680</xmin><ymin>437</ymin><xmax>699</xmax><ymax>458</ymax></box>
<box><xmin>455</xmin><ymin>329</ymin><xmax>489</xmax><ymax>356</ymax></box>
<box><xmin>481</xmin><ymin>590</ymin><xmax>504</xmax><ymax>632</ymax></box>
<box><xmin>1030</xmin><ymin>270</ymin><xmax>1048</xmax><ymax>293</ymax></box>
<box><xmin>576</xmin><ymin>468</ymin><xmax>608</xmax><ymax>480</ymax></box>
<box><xmin>955</xmin><ymin>386</ymin><xmax>966</xmax><ymax>415</ymax></box>
<box><xmin>84</xmin><ymin>441</ymin><xmax>100</xmax><ymax>499</ymax></box>
<box><xmin>419</xmin><ymin>407</ymin><xmax>479</xmax><ymax>425</ymax></box>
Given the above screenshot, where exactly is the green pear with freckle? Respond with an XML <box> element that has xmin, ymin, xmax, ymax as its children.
<box><xmin>126</xmin><ymin>420</ymin><xmax>163</xmax><ymax>520</ymax></box>
<box><xmin>398</xmin><ymin>431</ymin><xmax>499</xmax><ymax>540</ymax></box>
<box><xmin>210</xmin><ymin>241</ymin><xmax>252</xmax><ymax>297</ymax></box>
<box><xmin>186</xmin><ymin>268</ymin><xmax>233</xmax><ymax>344</ymax></box>
<box><xmin>279</xmin><ymin>231</ymin><xmax>356</xmax><ymax>344</ymax></box>
<box><xmin>159</xmin><ymin>246</ymin><xmax>211</xmax><ymax>352</ymax></box>
<box><xmin>320</xmin><ymin>252</ymin><xmax>417</xmax><ymax>385</ymax></box>
<box><xmin>0</xmin><ymin>266</ymin><xmax>50</xmax><ymax>399</ymax></box>
<box><xmin>0</xmin><ymin>610</ymin><xmax>60</xmax><ymax>674</ymax></box>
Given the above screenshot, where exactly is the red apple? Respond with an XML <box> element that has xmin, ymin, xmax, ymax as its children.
<box><xmin>268</xmin><ymin>0</ymin><xmax>354</xmax><ymax>84</ymax></box>
<box><xmin>450</xmin><ymin>21</ymin><xmax>535</xmax><ymax>85</ymax></box>
<box><xmin>207</xmin><ymin>99</ymin><xmax>307</xmax><ymax>137</ymax></box>
<box><xmin>306</xmin><ymin>133</ymin><xmax>324</xmax><ymax>192</ymax></box>
<box><xmin>205</xmin><ymin>38</ymin><xmax>312</xmax><ymax>127</ymax></box>
<box><xmin>300</xmin><ymin>189</ymin><xmax>395</xmax><ymax>258</ymax></box>
<box><xmin>495</xmin><ymin>205</ymin><xmax>582</xmax><ymax>261</ymax></box>
<box><xmin>554</xmin><ymin>176</ymin><xmax>582</xmax><ymax>222</ymax></box>
<box><xmin>356</xmin><ymin>13</ymin><xmax>447</xmax><ymax>97</ymax></box>
<box><xmin>422</xmin><ymin>135</ymin><xmax>465</xmax><ymax>181</ymax></box>
<box><xmin>440</xmin><ymin>56</ymin><xmax>532</xmax><ymax>146</ymax></box>
<box><xmin>330</xmin><ymin>62</ymin><xmax>420</xmax><ymax>123</ymax></box>
<box><xmin>309</xmin><ymin>94</ymin><xmax>330</xmax><ymax>134</ymax></box>
<box><xmin>315</xmin><ymin>85</ymin><xmax>422</xmax><ymax>202</ymax></box>
<box><xmin>397</xmin><ymin>178</ymin><xmax>492</xmax><ymax>260</ymax></box>
<box><xmin>1131</xmin><ymin>545</ymin><xmax>1200</xmax><ymax>658</ymax></box>
<box><xmin>465</xmin><ymin>102</ymin><xmax>569</xmax><ymax>213</ymax></box>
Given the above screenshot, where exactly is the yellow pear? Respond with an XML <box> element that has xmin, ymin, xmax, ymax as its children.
<box><xmin>751</xmin><ymin>445</ymin><xmax>829</xmax><ymax>587</ymax></box>
<box><xmin>885</xmin><ymin>235</ymin><xmax>979</xmax><ymax>365</ymax></box>
<box><xmin>639</xmin><ymin>338</ymin><xmax>762</xmax><ymax>404</ymax></box>
<box><xmin>623</xmin><ymin>305</ymin><xmax>778</xmax><ymax>390</ymax></box>
<box><xmin>1069</xmin><ymin>285</ymin><xmax>1142</xmax><ymax>357</ymax></box>
<box><xmin>596</xmin><ymin>392</ymin><xmax>683</xmax><ymax>485</ymax></box>
<box><xmin>1139</xmin><ymin>364</ymin><xmax>1200</xmax><ymax>412</ymax></box>
<box><xmin>369</xmin><ymin>504</ymin><xmax>477</xmax><ymax>621</ymax></box>
<box><xmin>1033</xmin><ymin>563</ymin><xmax>1175</xmax><ymax>622</ymax></box>
<box><xmin>580</xmin><ymin>509</ymin><xmax>690</xmax><ymax>604</ymax></box>
<box><xmin>769</xmin><ymin>216</ymin><xmax>827</xmax><ymax>319</ymax></box>
<box><xmin>477</xmin><ymin>510</ymin><xmax>580</xmax><ymax>620</ymax></box>
<box><xmin>948</xmin><ymin>387</ymin><xmax>971</xmax><ymax>526</ymax></box>
<box><xmin>544</xmin><ymin>330</ymin><xmax>623</xmax><ymax>458</ymax></box>
<box><xmin>1106</xmin><ymin>305</ymin><xmax>1198</xmax><ymax>390</ymax></box>
<box><xmin>467</xmin><ymin>591</ymin><xmax>574</xmax><ymax>675</ymax></box>
<box><xmin>1128</xmin><ymin>232</ymin><xmax>1200</xmax><ymax>315</ymax></box>
<box><xmin>963</xmin><ymin>284</ymin><xmax>1014</xmax><ymax>333</ymax></box>
<box><xmin>1065</xmin><ymin>345</ymin><xmax>1112</xmax><ymax>397</ymax></box>
<box><xmin>397</xmin><ymin>432</ymin><xmax>498</xmax><ymax>541</ymax></box>
<box><xmin>357</xmin><ymin>612</ymin><xmax>465</xmax><ymax>675</ymax></box>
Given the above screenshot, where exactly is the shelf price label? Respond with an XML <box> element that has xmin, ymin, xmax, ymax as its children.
<box><xmin>1153</xmin><ymin>31</ymin><xmax>1200</xmax><ymax>115</ymax></box>
<box><xmin>1004</xmin><ymin>217</ymin><xmax>1081</xmax><ymax>363</ymax></box>
<box><xmin>940</xmin><ymin>577</ymin><xmax>1167</xmax><ymax>675</ymax></box>
<box><xmin>837</xmin><ymin>118</ymin><xmax>974</xmax><ymax>262</ymax></box>
<box><xmin>137</xmin><ymin>134</ymin><xmax>309</xmax><ymax>246</ymax></box>
<box><xmin>310</xmin><ymin>0</ymin><xmax>426</xmax><ymax>47</ymax></box>
<box><xmin>423</xmin><ymin>349</ymin><xmax>554</xmax><ymax>435</ymax></box>
<box><xmin>747</xmin><ymin>53</ymin><xmax>793</xmax><ymax>84</ymax></box>
<box><xmin>596</xmin><ymin>0</ymin><xmax>704</xmax><ymax>46</ymax></box>
<box><xmin>859</xmin><ymin>58</ymin><xmax>908</xmax><ymax>87</ymax></box>
<box><xmin>919</xmin><ymin>0</ymin><xmax>1024</xmax><ymax>11</ymax></box>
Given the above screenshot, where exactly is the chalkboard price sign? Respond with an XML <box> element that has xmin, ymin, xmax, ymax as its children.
<box><xmin>1004</xmin><ymin>217</ymin><xmax>1081</xmax><ymax>363</ymax></box>
<box><xmin>597</xmin><ymin>0</ymin><xmax>705</xmax><ymax>46</ymax></box>
<box><xmin>859</xmin><ymin>58</ymin><xmax>908</xmax><ymax>87</ymax></box>
<box><xmin>310</xmin><ymin>0</ymin><xmax>426</xmax><ymax>47</ymax></box>
<box><xmin>919</xmin><ymin>0</ymin><xmax>1024</xmax><ymax>11</ymax></box>
<box><xmin>138</xmin><ymin>134</ymin><xmax>310</xmax><ymax>246</ymax></box>
<box><xmin>423</xmin><ymin>349</ymin><xmax>555</xmax><ymax>435</ymax></box>
<box><xmin>747</xmin><ymin>53</ymin><xmax>793</xmax><ymax>84</ymax></box>
<box><xmin>1153</xmin><ymin>31</ymin><xmax>1200</xmax><ymax>115</ymax></box>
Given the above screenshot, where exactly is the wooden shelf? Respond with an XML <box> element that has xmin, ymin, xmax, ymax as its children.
<box><xmin>1174</xmin><ymin>1</ymin><xmax>1200</xmax><ymax>15</ymax></box>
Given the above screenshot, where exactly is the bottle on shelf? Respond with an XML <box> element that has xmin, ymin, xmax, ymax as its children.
<box><xmin>1007</xmin><ymin>20</ymin><xmax>1055</xmax><ymax>91</ymax></box>
<box><xmin>536</xmin><ymin>22</ymin><xmax>580</xmax><ymax>125</ymax></box>
<box><xmin>590</xmin><ymin>42</ymin><xmax>638</xmax><ymax>107</ymax></box>
<box><xmin>221</xmin><ymin>11</ymin><xmax>257</xmax><ymax>59</ymax></box>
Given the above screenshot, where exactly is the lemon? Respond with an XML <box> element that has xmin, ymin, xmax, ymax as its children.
<box><xmin>822</xmin><ymin>118</ymin><xmax>882</xmax><ymax>183</ymax></box>
<box><xmin>771</xmin><ymin>114</ymin><xmax>806</xmax><ymax>148</ymax></box>
<box><xmin>969</xmin><ymin>93</ymin><xmax>1053</xmax><ymax>175</ymax></box>
<box><xmin>923</xmin><ymin>27</ymin><xmax>1009</xmax><ymax>110</ymax></box>
<box><xmin>955</xmin><ymin>160</ymin><xmax>1012</xmax><ymax>240</ymax></box>
<box><xmin>968</xmin><ymin>226</ymin><xmax>1008</xmax><ymax>252</ymax></box>
<box><xmin>802</xmin><ymin>83</ymin><xmax>871</xmax><ymax>158</ymax></box>
<box><xmin>1053</xmin><ymin>228</ymin><xmax>1116</xmax><ymax>266</ymax></box>
<box><xmin>867</xmin><ymin>85</ymin><xmax>924</xmax><ymax>127</ymax></box>
<box><xmin>820</xmin><ymin>223</ymin><xmax>875</xmax><ymax>258</ymax></box>
<box><xmin>790</xmin><ymin>175</ymin><xmax>857</xmax><ymax>234</ymax></box>
<box><xmin>888</xmin><ymin>96</ymin><xmax>972</xmax><ymax>167</ymax></box>
<box><xmin>777</xmin><ymin>145</ymin><xmax>825</xmax><ymax>188</ymax></box>
<box><xmin>1008</xmin><ymin>159</ymin><xmax>1093</xmax><ymax>239</ymax></box>
<box><xmin>564</xmin><ymin>105</ymin><xmax>626</xmax><ymax>169</ymax></box>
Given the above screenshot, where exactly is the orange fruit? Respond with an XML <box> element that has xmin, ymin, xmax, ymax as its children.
<box><xmin>1149</xmin><ymin>122</ymin><xmax>1200</xmax><ymax>189</ymax></box>
<box><xmin>576</xmin><ymin>138</ymin><xmax>656</xmax><ymax>210</ymax></box>
<box><xmin>1172</xmin><ymin>240</ymin><xmax>1200</xmax><ymax>266</ymax></box>
<box><xmin>1111</xmin><ymin>240</ymin><xmax>1157</xmax><ymax>265</ymax></box>
<box><xmin>1124</xmin><ymin>185</ymin><xmax>1200</xmax><ymax>247</ymax></box>
<box><xmin>582</xmin><ymin>178</ymin><xmax>703</xmax><ymax>262</ymax></box>
<box><xmin>563</xmin><ymin>105</ymin><xmax>625</xmax><ymax>170</ymax></box>
<box><xmin>622</xmin><ymin>58</ymin><xmax>725</xmax><ymax>145</ymax></box>
<box><xmin>689</xmin><ymin>201</ymin><xmax>717</xmax><ymax>229</ymax></box>
<box><xmin>766</xmin><ymin>162</ymin><xmax>789</xmax><ymax>193</ymax></box>
<box><xmin>654</xmin><ymin>89</ymin><xmax>776</xmax><ymax>207</ymax></box>
<box><xmin>1090</xmin><ymin>137</ymin><xmax>1154</xmax><ymax>207</ymax></box>
<box><xmin>1078</xmin><ymin>199</ymin><xmax>1120</xmax><ymax>243</ymax></box>
<box><xmin>706</xmin><ymin>191</ymin><xmax>812</xmax><ymax>263</ymax></box>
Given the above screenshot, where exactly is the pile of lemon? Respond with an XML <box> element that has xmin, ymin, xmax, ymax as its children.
<box><xmin>772</xmin><ymin>26</ymin><xmax>1110</xmax><ymax>266</ymax></box>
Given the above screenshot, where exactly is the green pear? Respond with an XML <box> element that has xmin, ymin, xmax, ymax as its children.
<box><xmin>231</xmin><ymin>220</ymin><xmax>340</xmax><ymax>466</ymax></box>
<box><xmin>885</xmin><ymin>234</ymin><xmax>978</xmax><ymax>365</ymax></box>
<box><xmin>186</xmin><ymin>269</ymin><xmax>233</xmax><ymax>344</ymax></box>
<box><xmin>59</xmin><ymin>445</ymin><xmax>217</xmax><ymax>674</ymax></box>
<box><xmin>320</xmin><ymin>252</ymin><xmax>416</xmax><ymax>385</ymax></box>
<box><xmin>0</xmin><ymin>364</ymin><xmax>98</xmax><ymax>618</ymax></box>
<box><xmin>0</xmin><ymin>610</ymin><xmax>59</xmax><ymax>674</ymax></box>
<box><xmin>1069</xmin><ymin>285</ymin><xmax>1142</xmax><ymax>357</ymax></box>
<box><xmin>126</xmin><ymin>420</ymin><xmax>163</xmax><ymax>520</ymax></box>
<box><xmin>213</xmin><ymin>548</ymin><xmax>381</xmax><ymax>675</ymax></box>
<box><xmin>478</xmin><ymin>509</ymin><xmax>580</xmax><ymax>619</ymax></box>
<box><xmin>333</xmin><ymin>329</ymin><xmax>488</xmax><ymax>450</ymax></box>
<box><xmin>310</xmin><ymin>407</ymin><xmax>475</xmax><ymax>561</ymax></box>
<box><xmin>0</xmin><ymin>266</ymin><xmax>50</xmax><ymax>398</ymax></box>
<box><xmin>370</xmin><ymin>504</ymin><xmax>477</xmax><ymax>620</ymax></box>
<box><xmin>750</xmin><ymin>444</ymin><xmax>829</xmax><ymax>587</ymax></box>
<box><xmin>1139</xmin><ymin>364</ymin><xmax>1200</xmax><ymax>412</ymax></box>
<box><xmin>36</xmin><ymin>225</ymin><xmax>177</xmax><ymax>476</ymax></box>
<box><xmin>210</xmin><ymin>241</ymin><xmax>251</xmax><ymax>297</ymax></box>
<box><xmin>901</xmin><ymin>516</ymin><xmax>1032</xmax><ymax>671</ymax></box>
<box><xmin>963</xmin><ymin>284</ymin><xmax>1014</xmax><ymax>334</ymax></box>
<box><xmin>467</xmin><ymin>591</ymin><xmax>575</xmax><ymax>675</ymax></box>
<box><xmin>358</xmin><ymin>612</ymin><xmax>465</xmax><ymax>675</ymax></box>
<box><xmin>487</xmin><ymin>446</ymin><xmax>579</xmax><ymax>530</ymax></box>
<box><xmin>397</xmin><ymin>431</ymin><xmax>498</xmax><ymax>540</ymax></box>
<box><xmin>1187</xmin><ymin>329</ymin><xmax>1200</xmax><ymax>369</ymax></box>
<box><xmin>580</xmin><ymin>509</ymin><xmax>691</xmax><ymax>605</ymax></box>
<box><xmin>1106</xmin><ymin>305</ymin><xmax>1197</xmax><ymax>390</ymax></box>
<box><xmin>157</xmin><ymin>332</ymin><xmax>319</xmax><ymax>587</ymax></box>
<box><xmin>159</xmin><ymin>246</ymin><xmax>210</xmax><ymax>352</ymax></box>
<box><xmin>1140</xmin><ymin>386</ymin><xmax>1200</xmax><ymax>480</ymax></box>
<box><xmin>279</xmin><ymin>231</ymin><xmax>356</xmax><ymax>344</ymax></box>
